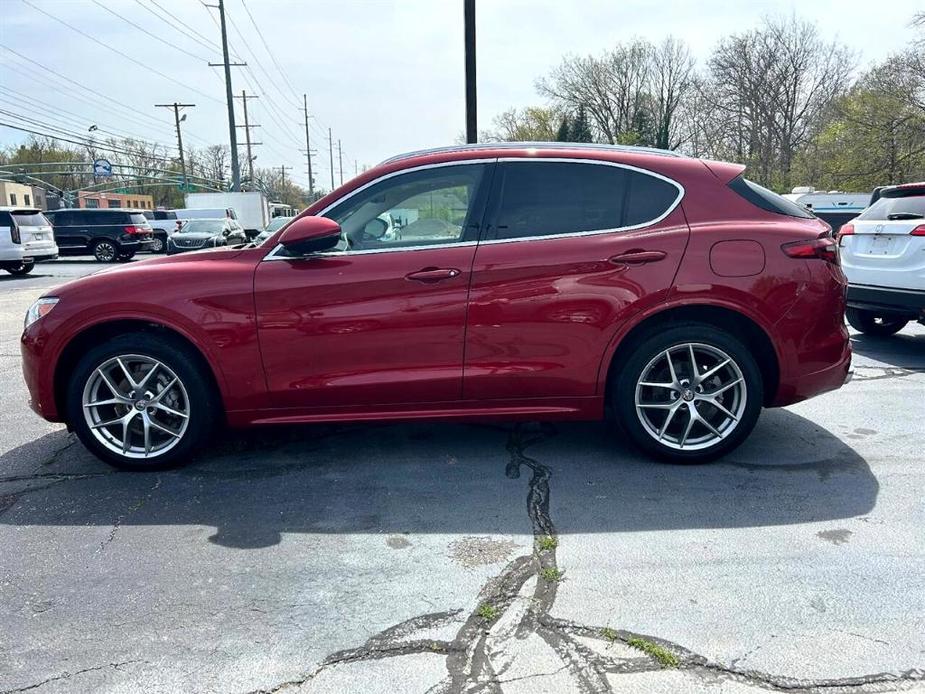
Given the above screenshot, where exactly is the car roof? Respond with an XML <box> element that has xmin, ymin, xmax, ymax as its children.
<box><xmin>49</xmin><ymin>207</ymin><xmax>146</xmax><ymax>212</ymax></box>
<box><xmin>880</xmin><ymin>182</ymin><xmax>925</xmax><ymax>198</ymax></box>
<box><xmin>380</xmin><ymin>141</ymin><xmax>683</xmax><ymax>166</ymax></box>
<box><xmin>0</xmin><ymin>206</ymin><xmax>43</xmax><ymax>213</ymax></box>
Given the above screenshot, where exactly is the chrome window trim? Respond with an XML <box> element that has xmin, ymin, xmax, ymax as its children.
<box><xmin>261</xmin><ymin>157</ymin><xmax>685</xmax><ymax>261</ymax></box>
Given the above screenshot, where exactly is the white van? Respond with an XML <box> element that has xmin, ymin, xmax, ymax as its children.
<box><xmin>0</xmin><ymin>207</ymin><xmax>58</xmax><ymax>275</ymax></box>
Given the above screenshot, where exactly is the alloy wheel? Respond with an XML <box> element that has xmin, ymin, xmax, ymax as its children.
<box><xmin>634</xmin><ymin>342</ymin><xmax>747</xmax><ymax>451</ymax></box>
<box><xmin>94</xmin><ymin>241</ymin><xmax>116</xmax><ymax>262</ymax></box>
<box><xmin>82</xmin><ymin>354</ymin><xmax>190</xmax><ymax>459</ymax></box>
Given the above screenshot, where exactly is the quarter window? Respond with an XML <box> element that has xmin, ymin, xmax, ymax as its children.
<box><xmin>490</xmin><ymin>162</ymin><xmax>680</xmax><ymax>241</ymax></box>
<box><xmin>323</xmin><ymin>164</ymin><xmax>487</xmax><ymax>252</ymax></box>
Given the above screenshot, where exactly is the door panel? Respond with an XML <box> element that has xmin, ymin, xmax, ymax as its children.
<box><xmin>254</xmin><ymin>246</ymin><xmax>476</xmax><ymax>408</ymax></box>
<box><xmin>463</xmin><ymin>160</ymin><xmax>690</xmax><ymax>400</ymax></box>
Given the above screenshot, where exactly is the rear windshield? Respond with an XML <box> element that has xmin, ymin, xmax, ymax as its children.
<box><xmin>728</xmin><ymin>176</ymin><xmax>815</xmax><ymax>219</ymax></box>
<box><xmin>857</xmin><ymin>194</ymin><xmax>925</xmax><ymax>221</ymax></box>
<box><xmin>142</xmin><ymin>211</ymin><xmax>154</xmax><ymax>220</ymax></box>
<box><xmin>129</xmin><ymin>213</ymin><xmax>149</xmax><ymax>225</ymax></box>
<box><xmin>12</xmin><ymin>211</ymin><xmax>50</xmax><ymax>227</ymax></box>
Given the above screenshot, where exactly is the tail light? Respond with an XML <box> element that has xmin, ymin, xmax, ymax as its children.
<box><xmin>911</xmin><ymin>224</ymin><xmax>925</xmax><ymax>236</ymax></box>
<box><xmin>837</xmin><ymin>223</ymin><xmax>854</xmax><ymax>237</ymax></box>
<box><xmin>10</xmin><ymin>222</ymin><xmax>20</xmax><ymax>244</ymax></box>
<box><xmin>123</xmin><ymin>225</ymin><xmax>141</xmax><ymax>235</ymax></box>
<box><xmin>782</xmin><ymin>236</ymin><xmax>839</xmax><ymax>264</ymax></box>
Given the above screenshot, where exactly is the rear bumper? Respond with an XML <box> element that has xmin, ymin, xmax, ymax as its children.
<box><xmin>847</xmin><ymin>284</ymin><xmax>925</xmax><ymax>318</ymax></box>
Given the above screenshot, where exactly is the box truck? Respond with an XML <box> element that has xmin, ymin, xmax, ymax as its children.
<box><xmin>184</xmin><ymin>192</ymin><xmax>269</xmax><ymax>239</ymax></box>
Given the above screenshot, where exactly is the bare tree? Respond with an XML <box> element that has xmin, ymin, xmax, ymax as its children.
<box><xmin>650</xmin><ymin>37</ymin><xmax>696</xmax><ymax>149</ymax></box>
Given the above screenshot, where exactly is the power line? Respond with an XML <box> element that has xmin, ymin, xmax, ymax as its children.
<box><xmin>0</xmin><ymin>122</ymin><xmax>173</xmax><ymax>159</ymax></box>
<box><xmin>137</xmin><ymin>0</ymin><xmax>243</xmax><ymax>61</ymax></box>
<box><xmin>0</xmin><ymin>85</ymin><xmax>178</xmax><ymax>151</ymax></box>
<box><xmin>19</xmin><ymin>0</ymin><xmax>224</xmax><ymax>105</ymax></box>
<box><xmin>91</xmin><ymin>0</ymin><xmax>213</xmax><ymax>63</ymax></box>
<box><xmin>233</xmin><ymin>91</ymin><xmax>261</xmax><ymax>185</ymax></box>
<box><xmin>155</xmin><ymin>103</ymin><xmax>195</xmax><ymax>192</ymax></box>
<box><xmin>239</xmin><ymin>0</ymin><xmax>300</xmax><ymax>105</ymax></box>
<box><xmin>0</xmin><ymin>45</ymin><xmax>188</xmax><ymax>140</ymax></box>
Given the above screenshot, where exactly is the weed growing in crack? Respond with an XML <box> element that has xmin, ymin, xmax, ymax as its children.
<box><xmin>627</xmin><ymin>637</ymin><xmax>680</xmax><ymax>668</ymax></box>
<box><xmin>477</xmin><ymin>603</ymin><xmax>499</xmax><ymax>621</ymax></box>
<box><xmin>601</xmin><ymin>627</ymin><xmax>619</xmax><ymax>643</ymax></box>
<box><xmin>537</xmin><ymin>535</ymin><xmax>558</xmax><ymax>551</ymax></box>
<box><xmin>540</xmin><ymin>567</ymin><xmax>565</xmax><ymax>582</ymax></box>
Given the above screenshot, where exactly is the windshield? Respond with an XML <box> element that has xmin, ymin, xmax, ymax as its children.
<box><xmin>858</xmin><ymin>194</ymin><xmax>925</xmax><ymax>220</ymax></box>
<box><xmin>179</xmin><ymin>219</ymin><xmax>225</xmax><ymax>234</ymax></box>
<box><xmin>265</xmin><ymin>217</ymin><xmax>289</xmax><ymax>233</ymax></box>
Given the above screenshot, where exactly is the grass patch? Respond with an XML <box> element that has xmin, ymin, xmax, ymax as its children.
<box><xmin>536</xmin><ymin>535</ymin><xmax>558</xmax><ymax>551</ymax></box>
<box><xmin>540</xmin><ymin>566</ymin><xmax>565</xmax><ymax>582</ymax></box>
<box><xmin>477</xmin><ymin>603</ymin><xmax>499</xmax><ymax>621</ymax></box>
<box><xmin>601</xmin><ymin>627</ymin><xmax>619</xmax><ymax>643</ymax></box>
<box><xmin>627</xmin><ymin>637</ymin><xmax>680</xmax><ymax>668</ymax></box>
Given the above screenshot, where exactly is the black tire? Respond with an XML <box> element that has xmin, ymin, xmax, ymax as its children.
<box><xmin>92</xmin><ymin>239</ymin><xmax>118</xmax><ymax>263</ymax></box>
<box><xmin>5</xmin><ymin>260</ymin><xmax>34</xmax><ymax>275</ymax></box>
<box><xmin>149</xmin><ymin>235</ymin><xmax>166</xmax><ymax>253</ymax></box>
<box><xmin>845</xmin><ymin>308</ymin><xmax>907</xmax><ymax>336</ymax></box>
<box><xmin>117</xmin><ymin>251</ymin><xmax>135</xmax><ymax>261</ymax></box>
<box><xmin>611</xmin><ymin>323</ymin><xmax>763</xmax><ymax>464</ymax></box>
<box><xmin>66</xmin><ymin>332</ymin><xmax>218</xmax><ymax>471</ymax></box>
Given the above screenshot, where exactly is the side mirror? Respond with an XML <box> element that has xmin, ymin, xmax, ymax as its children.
<box><xmin>278</xmin><ymin>216</ymin><xmax>341</xmax><ymax>255</ymax></box>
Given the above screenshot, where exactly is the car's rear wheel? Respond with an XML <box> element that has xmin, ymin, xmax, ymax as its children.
<box><xmin>4</xmin><ymin>260</ymin><xmax>34</xmax><ymax>275</ymax></box>
<box><xmin>92</xmin><ymin>240</ymin><xmax>118</xmax><ymax>263</ymax></box>
<box><xmin>149</xmin><ymin>235</ymin><xmax>166</xmax><ymax>253</ymax></box>
<box><xmin>845</xmin><ymin>308</ymin><xmax>907</xmax><ymax>336</ymax></box>
<box><xmin>66</xmin><ymin>333</ymin><xmax>217</xmax><ymax>470</ymax></box>
<box><xmin>612</xmin><ymin>324</ymin><xmax>763</xmax><ymax>463</ymax></box>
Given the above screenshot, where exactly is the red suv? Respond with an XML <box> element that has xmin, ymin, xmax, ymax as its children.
<box><xmin>20</xmin><ymin>143</ymin><xmax>851</xmax><ymax>470</ymax></box>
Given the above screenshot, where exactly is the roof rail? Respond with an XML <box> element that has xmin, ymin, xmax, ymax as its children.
<box><xmin>379</xmin><ymin>141</ymin><xmax>682</xmax><ymax>165</ymax></box>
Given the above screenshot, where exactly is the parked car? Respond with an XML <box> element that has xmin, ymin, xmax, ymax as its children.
<box><xmin>783</xmin><ymin>188</ymin><xmax>869</xmax><ymax>235</ymax></box>
<box><xmin>186</xmin><ymin>192</ymin><xmax>269</xmax><ymax>239</ymax></box>
<box><xmin>21</xmin><ymin>142</ymin><xmax>851</xmax><ymax>470</ymax></box>
<box><xmin>839</xmin><ymin>182</ymin><xmax>925</xmax><ymax>335</ymax></box>
<box><xmin>253</xmin><ymin>216</ymin><xmax>291</xmax><ymax>244</ymax></box>
<box><xmin>140</xmin><ymin>209</ymin><xmax>179</xmax><ymax>253</ymax></box>
<box><xmin>44</xmin><ymin>208</ymin><xmax>154</xmax><ymax>262</ymax></box>
<box><xmin>0</xmin><ymin>207</ymin><xmax>58</xmax><ymax>275</ymax></box>
<box><xmin>166</xmin><ymin>218</ymin><xmax>247</xmax><ymax>255</ymax></box>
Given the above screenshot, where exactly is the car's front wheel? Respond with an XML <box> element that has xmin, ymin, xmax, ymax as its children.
<box><xmin>149</xmin><ymin>235</ymin><xmax>166</xmax><ymax>253</ymax></box>
<box><xmin>612</xmin><ymin>324</ymin><xmax>763</xmax><ymax>463</ymax></box>
<box><xmin>66</xmin><ymin>333</ymin><xmax>217</xmax><ymax>470</ymax></box>
<box><xmin>845</xmin><ymin>308</ymin><xmax>907</xmax><ymax>336</ymax></box>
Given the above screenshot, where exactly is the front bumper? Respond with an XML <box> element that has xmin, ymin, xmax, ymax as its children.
<box><xmin>847</xmin><ymin>284</ymin><xmax>925</xmax><ymax>318</ymax></box>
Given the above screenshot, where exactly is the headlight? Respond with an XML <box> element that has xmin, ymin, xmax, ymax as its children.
<box><xmin>24</xmin><ymin>297</ymin><xmax>59</xmax><ymax>329</ymax></box>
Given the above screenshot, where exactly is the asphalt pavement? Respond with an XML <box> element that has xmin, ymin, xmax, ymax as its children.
<box><xmin>1</xmin><ymin>261</ymin><xmax>923</xmax><ymax>693</ymax></box>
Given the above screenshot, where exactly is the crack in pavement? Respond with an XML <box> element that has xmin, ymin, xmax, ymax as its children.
<box><xmin>244</xmin><ymin>422</ymin><xmax>925</xmax><ymax>693</ymax></box>
<box><xmin>0</xmin><ymin>660</ymin><xmax>143</xmax><ymax>694</ymax></box>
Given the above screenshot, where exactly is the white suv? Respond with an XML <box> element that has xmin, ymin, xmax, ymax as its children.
<box><xmin>0</xmin><ymin>207</ymin><xmax>58</xmax><ymax>276</ymax></box>
<box><xmin>839</xmin><ymin>183</ymin><xmax>925</xmax><ymax>335</ymax></box>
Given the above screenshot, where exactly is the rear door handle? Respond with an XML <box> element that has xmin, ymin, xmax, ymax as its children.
<box><xmin>405</xmin><ymin>267</ymin><xmax>461</xmax><ymax>282</ymax></box>
<box><xmin>609</xmin><ymin>250</ymin><xmax>667</xmax><ymax>265</ymax></box>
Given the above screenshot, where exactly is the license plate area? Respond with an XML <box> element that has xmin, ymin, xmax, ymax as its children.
<box><xmin>865</xmin><ymin>235</ymin><xmax>895</xmax><ymax>255</ymax></box>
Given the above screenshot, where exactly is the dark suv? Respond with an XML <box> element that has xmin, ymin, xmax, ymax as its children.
<box><xmin>45</xmin><ymin>209</ymin><xmax>154</xmax><ymax>262</ymax></box>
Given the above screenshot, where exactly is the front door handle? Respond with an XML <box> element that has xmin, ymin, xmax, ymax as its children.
<box><xmin>609</xmin><ymin>250</ymin><xmax>667</xmax><ymax>265</ymax></box>
<box><xmin>405</xmin><ymin>267</ymin><xmax>461</xmax><ymax>282</ymax></box>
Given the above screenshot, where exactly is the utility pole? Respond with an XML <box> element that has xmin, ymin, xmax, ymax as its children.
<box><xmin>155</xmin><ymin>102</ymin><xmax>195</xmax><ymax>193</ymax></box>
<box><xmin>337</xmin><ymin>139</ymin><xmax>344</xmax><ymax>186</ymax></box>
<box><xmin>464</xmin><ymin>0</ymin><xmax>477</xmax><ymax>143</ymax></box>
<box><xmin>328</xmin><ymin>128</ymin><xmax>335</xmax><ymax>190</ymax></box>
<box><xmin>354</xmin><ymin>160</ymin><xmax>358</xmax><ymax>176</ymax></box>
<box><xmin>301</xmin><ymin>94</ymin><xmax>315</xmax><ymax>196</ymax></box>
<box><xmin>206</xmin><ymin>0</ymin><xmax>246</xmax><ymax>191</ymax></box>
<box><xmin>233</xmin><ymin>90</ymin><xmax>261</xmax><ymax>188</ymax></box>
<box><xmin>278</xmin><ymin>164</ymin><xmax>291</xmax><ymax>192</ymax></box>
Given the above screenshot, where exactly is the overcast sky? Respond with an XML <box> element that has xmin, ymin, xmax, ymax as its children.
<box><xmin>1</xmin><ymin>0</ymin><xmax>921</xmax><ymax>190</ymax></box>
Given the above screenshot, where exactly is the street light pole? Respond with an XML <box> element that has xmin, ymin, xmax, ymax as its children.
<box><xmin>464</xmin><ymin>0</ymin><xmax>477</xmax><ymax>144</ymax></box>
<box><xmin>155</xmin><ymin>102</ymin><xmax>195</xmax><ymax>193</ymax></box>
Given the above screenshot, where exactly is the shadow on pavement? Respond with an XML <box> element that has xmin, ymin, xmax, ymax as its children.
<box><xmin>850</xmin><ymin>329</ymin><xmax>925</xmax><ymax>370</ymax></box>
<box><xmin>0</xmin><ymin>408</ymin><xmax>877</xmax><ymax>549</ymax></box>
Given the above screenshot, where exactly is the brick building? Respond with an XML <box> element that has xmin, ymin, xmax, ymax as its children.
<box><xmin>76</xmin><ymin>191</ymin><xmax>154</xmax><ymax>210</ymax></box>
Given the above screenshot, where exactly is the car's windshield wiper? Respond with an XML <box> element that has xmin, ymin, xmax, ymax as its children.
<box><xmin>886</xmin><ymin>212</ymin><xmax>925</xmax><ymax>220</ymax></box>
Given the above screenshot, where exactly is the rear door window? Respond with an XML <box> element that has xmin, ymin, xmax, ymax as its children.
<box><xmin>490</xmin><ymin>161</ymin><xmax>681</xmax><ymax>240</ymax></box>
